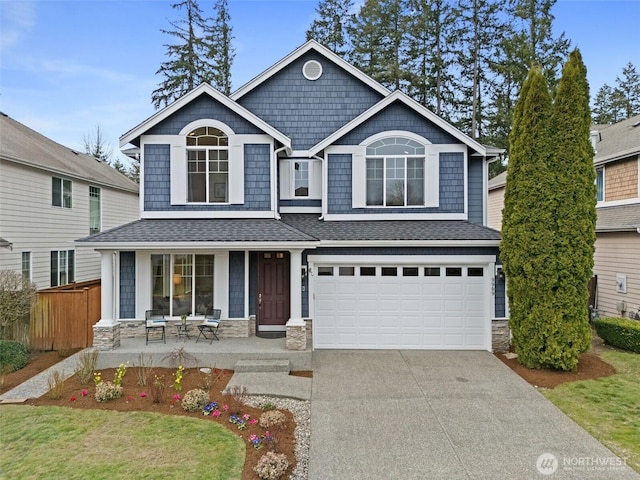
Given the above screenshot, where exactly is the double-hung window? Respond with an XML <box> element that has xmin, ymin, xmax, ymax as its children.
<box><xmin>22</xmin><ymin>252</ymin><xmax>32</xmax><ymax>282</ymax></box>
<box><xmin>89</xmin><ymin>186</ymin><xmax>101</xmax><ymax>234</ymax></box>
<box><xmin>294</xmin><ymin>161</ymin><xmax>309</xmax><ymax>197</ymax></box>
<box><xmin>52</xmin><ymin>177</ymin><xmax>72</xmax><ymax>208</ymax></box>
<box><xmin>595</xmin><ymin>167</ymin><xmax>604</xmax><ymax>202</ymax></box>
<box><xmin>187</xmin><ymin>127</ymin><xmax>229</xmax><ymax>203</ymax></box>
<box><xmin>51</xmin><ymin>250</ymin><xmax>75</xmax><ymax>287</ymax></box>
<box><xmin>366</xmin><ymin>138</ymin><xmax>426</xmax><ymax>207</ymax></box>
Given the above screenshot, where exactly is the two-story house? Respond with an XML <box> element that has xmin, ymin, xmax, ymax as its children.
<box><xmin>78</xmin><ymin>41</ymin><xmax>507</xmax><ymax>351</ymax></box>
<box><xmin>0</xmin><ymin>113</ymin><xmax>139</xmax><ymax>289</ymax></box>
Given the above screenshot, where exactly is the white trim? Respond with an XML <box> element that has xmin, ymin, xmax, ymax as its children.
<box><xmin>309</xmin><ymin>91</ymin><xmax>486</xmax><ymax>157</ymax></box>
<box><xmin>596</xmin><ymin>198</ymin><xmax>640</xmax><ymax>208</ymax></box>
<box><xmin>140</xmin><ymin>210</ymin><xmax>277</xmax><ymax>219</ymax></box>
<box><xmin>179</xmin><ymin>119</ymin><xmax>236</xmax><ymax>136</ymax></box>
<box><xmin>593</xmin><ymin>149</ymin><xmax>640</xmax><ymax>166</ymax></box>
<box><xmin>316</xmin><ymin>239</ymin><xmax>501</xmax><ymax>248</ymax></box>
<box><xmin>244</xmin><ymin>251</ymin><xmax>250</xmax><ymax>319</ymax></box>
<box><xmin>322</xmin><ymin>213</ymin><xmax>468</xmax><ymax>221</ymax></box>
<box><xmin>120</xmin><ymin>83</ymin><xmax>291</xmax><ymax>150</ymax></box>
<box><xmin>359</xmin><ymin>130</ymin><xmax>433</xmax><ymax>146</ymax></box>
<box><xmin>302</xmin><ymin>60</ymin><xmax>323</xmax><ymax>80</ymax></box>
<box><xmin>82</xmin><ymin>241</ymin><xmax>318</xmax><ymax>250</ymax></box>
<box><xmin>307</xmin><ymin>255</ymin><xmax>497</xmax><ymax>265</ymax></box>
<box><xmin>231</xmin><ymin>39</ymin><xmax>390</xmax><ymax>100</ymax></box>
<box><xmin>280</xmin><ymin>206</ymin><xmax>322</xmax><ymax>214</ymax></box>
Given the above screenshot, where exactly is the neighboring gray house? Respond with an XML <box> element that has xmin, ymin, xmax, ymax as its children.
<box><xmin>78</xmin><ymin>41</ymin><xmax>507</xmax><ymax>351</ymax></box>
<box><xmin>0</xmin><ymin>113</ymin><xmax>139</xmax><ymax>289</ymax></box>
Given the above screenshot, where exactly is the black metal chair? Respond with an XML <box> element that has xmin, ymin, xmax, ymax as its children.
<box><xmin>196</xmin><ymin>308</ymin><xmax>221</xmax><ymax>344</ymax></box>
<box><xmin>145</xmin><ymin>310</ymin><xmax>167</xmax><ymax>345</ymax></box>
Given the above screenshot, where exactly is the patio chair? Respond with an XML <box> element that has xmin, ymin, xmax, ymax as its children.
<box><xmin>196</xmin><ymin>308</ymin><xmax>221</xmax><ymax>344</ymax></box>
<box><xmin>145</xmin><ymin>310</ymin><xmax>167</xmax><ymax>345</ymax></box>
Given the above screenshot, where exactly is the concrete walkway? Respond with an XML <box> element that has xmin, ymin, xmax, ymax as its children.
<box><xmin>308</xmin><ymin>351</ymin><xmax>639</xmax><ymax>480</ymax></box>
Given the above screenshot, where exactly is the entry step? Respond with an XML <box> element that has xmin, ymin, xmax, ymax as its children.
<box><xmin>234</xmin><ymin>359</ymin><xmax>290</xmax><ymax>373</ymax></box>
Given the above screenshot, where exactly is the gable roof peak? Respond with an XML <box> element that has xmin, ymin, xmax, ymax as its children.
<box><xmin>230</xmin><ymin>40</ymin><xmax>390</xmax><ymax>101</ymax></box>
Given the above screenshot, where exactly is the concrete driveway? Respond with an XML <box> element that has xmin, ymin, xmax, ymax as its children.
<box><xmin>309</xmin><ymin>350</ymin><xmax>638</xmax><ymax>480</ymax></box>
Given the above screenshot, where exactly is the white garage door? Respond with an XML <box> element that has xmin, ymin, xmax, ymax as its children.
<box><xmin>312</xmin><ymin>264</ymin><xmax>490</xmax><ymax>350</ymax></box>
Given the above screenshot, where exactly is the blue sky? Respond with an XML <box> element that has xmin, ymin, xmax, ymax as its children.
<box><xmin>1</xmin><ymin>0</ymin><xmax>639</xmax><ymax>162</ymax></box>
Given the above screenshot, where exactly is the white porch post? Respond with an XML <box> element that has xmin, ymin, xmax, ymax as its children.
<box><xmin>286</xmin><ymin>249</ymin><xmax>306</xmax><ymax>350</ymax></box>
<box><xmin>93</xmin><ymin>250</ymin><xmax>120</xmax><ymax>350</ymax></box>
<box><xmin>289</xmin><ymin>249</ymin><xmax>303</xmax><ymax>320</ymax></box>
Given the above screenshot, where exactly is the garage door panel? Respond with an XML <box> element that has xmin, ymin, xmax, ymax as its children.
<box><xmin>313</xmin><ymin>263</ymin><xmax>489</xmax><ymax>350</ymax></box>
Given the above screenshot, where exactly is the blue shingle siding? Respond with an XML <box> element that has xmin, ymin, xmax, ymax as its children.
<box><xmin>279</xmin><ymin>199</ymin><xmax>322</xmax><ymax>207</ymax></box>
<box><xmin>248</xmin><ymin>253</ymin><xmax>258</xmax><ymax>316</ymax></box>
<box><xmin>495</xmin><ymin>271</ymin><xmax>506</xmax><ymax>317</ymax></box>
<box><xmin>334</xmin><ymin>102</ymin><xmax>458</xmax><ymax>145</ymax></box>
<box><xmin>467</xmin><ymin>154</ymin><xmax>484</xmax><ymax>225</ymax></box>
<box><xmin>147</xmin><ymin>94</ymin><xmax>263</xmax><ymax>135</ymax></box>
<box><xmin>237</xmin><ymin>51</ymin><xmax>385</xmax><ymax>150</ymax></box>
<box><xmin>229</xmin><ymin>251</ymin><xmax>245</xmax><ymax>317</ymax></box>
<box><xmin>119</xmin><ymin>251</ymin><xmax>136</xmax><ymax>318</ymax></box>
<box><xmin>327</xmin><ymin>152</ymin><xmax>464</xmax><ymax>215</ymax></box>
<box><xmin>143</xmin><ymin>144</ymin><xmax>271</xmax><ymax>211</ymax></box>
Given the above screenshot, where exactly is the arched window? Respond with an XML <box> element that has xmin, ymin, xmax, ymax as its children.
<box><xmin>186</xmin><ymin>126</ymin><xmax>229</xmax><ymax>203</ymax></box>
<box><xmin>365</xmin><ymin>137</ymin><xmax>426</xmax><ymax>207</ymax></box>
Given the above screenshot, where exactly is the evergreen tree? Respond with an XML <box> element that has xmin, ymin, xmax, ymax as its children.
<box><xmin>592</xmin><ymin>84</ymin><xmax>618</xmax><ymax>124</ymax></box>
<box><xmin>347</xmin><ymin>0</ymin><xmax>386</xmax><ymax>85</ymax></box>
<box><xmin>404</xmin><ymin>0</ymin><xmax>457</xmax><ymax>117</ymax></box>
<box><xmin>306</xmin><ymin>0</ymin><xmax>354</xmax><ymax>56</ymax></box>
<box><xmin>546</xmin><ymin>48</ymin><xmax>594</xmax><ymax>370</ymax></box>
<box><xmin>152</xmin><ymin>0</ymin><xmax>209</xmax><ymax>109</ymax></box>
<box><xmin>203</xmin><ymin>0</ymin><xmax>235</xmax><ymax>95</ymax></box>
<box><xmin>500</xmin><ymin>68</ymin><xmax>555</xmax><ymax>369</ymax></box>
<box><xmin>615</xmin><ymin>62</ymin><xmax>640</xmax><ymax>118</ymax></box>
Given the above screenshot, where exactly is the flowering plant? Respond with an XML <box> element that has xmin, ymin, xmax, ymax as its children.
<box><xmin>114</xmin><ymin>363</ymin><xmax>128</xmax><ymax>387</ymax></box>
<box><xmin>81</xmin><ymin>390</ymin><xmax>88</xmax><ymax>397</ymax></box>
<box><xmin>173</xmin><ymin>366</ymin><xmax>185</xmax><ymax>391</ymax></box>
<box><xmin>249</xmin><ymin>434</ymin><xmax>263</xmax><ymax>449</ymax></box>
<box><xmin>93</xmin><ymin>372</ymin><xmax>102</xmax><ymax>386</ymax></box>
<box><xmin>140</xmin><ymin>392</ymin><xmax>147</xmax><ymax>398</ymax></box>
<box><xmin>229</xmin><ymin>414</ymin><xmax>247</xmax><ymax>430</ymax></box>
<box><xmin>203</xmin><ymin>401</ymin><xmax>218</xmax><ymax>415</ymax></box>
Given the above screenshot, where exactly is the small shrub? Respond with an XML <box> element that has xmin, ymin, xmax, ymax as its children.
<box><xmin>152</xmin><ymin>374</ymin><xmax>165</xmax><ymax>403</ymax></box>
<box><xmin>594</xmin><ymin>317</ymin><xmax>640</xmax><ymax>353</ymax></box>
<box><xmin>259</xmin><ymin>410</ymin><xmax>286</xmax><ymax>429</ymax></box>
<box><xmin>0</xmin><ymin>340</ymin><xmax>29</xmax><ymax>372</ymax></box>
<box><xmin>134</xmin><ymin>352</ymin><xmax>154</xmax><ymax>386</ymax></box>
<box><xmin>261</xmin><ymin>400</ymin><xmax>276</xmax><ymax>411</ymax></box>
<box><xmin>253</xmin><ymin>451</ymin><xmax>289</xmax><ymax>480</ymax></box>
<box><xmin>162</xmin><ymin>346</ymin><xmax>198</xmax><ymax>368</ymax></box>
<box><xmin>181</xmin><ymin>388</ymin><xmax>209</xmax><ymax>412</ymax></box>
<box><xmin>199</xmin><ymin>366</ymin><xmax>227</xmax><ymax>390</ymax></box>
<box><xmin>46</xmin><ymin>370</ymin><xmax>65</xmax><ymax>400</ymax></box>
<box><xmin>74</xmin><ymin>349</ymin><xmax>99</xmax><ymax>384</ymax></box>
<box><xmin>95</xmin><ymin>381</ymin><xmax>123</xmax><ymax>402</ymax></box>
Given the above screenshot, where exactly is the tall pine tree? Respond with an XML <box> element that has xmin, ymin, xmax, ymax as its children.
<box><xmin>306</xmin><ymin>0</ymin><xmax>354</xmax><ymax>56</ymax></box>
<box><xmin>546</xmin><ymin>48</ymin><xmax>594</xmax><ymax>370</ymax></box>
<box><xmin>203</xmin><ymin>0</ymin><xmax>235</xmax><ymax>95</ymax></box>
<box><xmin>615</xmin><ymin>62</ymin><xmax>640</xmax><ymax>118</ymax></box>
<box><xmin>500</xmin><ymin>68</ymin><xmax>555</xmax><ymax>369</ymax></box>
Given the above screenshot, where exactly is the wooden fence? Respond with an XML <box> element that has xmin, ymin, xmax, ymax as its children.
<box><xmin>29</xmin><ymin>280</ymin><xmax>101</xmax><ymax>351</ymax></box>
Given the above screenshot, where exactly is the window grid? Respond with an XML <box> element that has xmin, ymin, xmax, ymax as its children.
<box><xmin>22</xmin><ymin>252</ymin><xmax>31</xmax><ymax>282</ymax></box>
<box><xmin>89</xmin><ymin>186</ymin><xmax>101</xmax><ymax>234</ymax></box>
<box><xmin>50</xmin><ymin>250</ymin><xmax>75</xmax><ymax>287</ymax></box>
<box><xmin>186</xmin><ymin>127</ymin><xmax>229</xmax><ymax>203</ymax></box>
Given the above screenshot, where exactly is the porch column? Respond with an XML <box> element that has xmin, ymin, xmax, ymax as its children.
<box><xmin>289</xmin><ymin>249</ymin><xmax>303</xmax><ymax>320</ymax></box>
<box><xmin>94</xmin><ymin>250</ymin><xmax>120</xmax><ymax>350</ymax></box>
<box><xmin>286</xmin><ymin>249</ymin><xmax>306</xmax><ymax>350</ymax></box>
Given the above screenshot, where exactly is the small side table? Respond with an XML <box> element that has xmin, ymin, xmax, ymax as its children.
<box><xmin>176</xmin><ymin>322</ymin><xmax>192</xmax><ymax>340</ymax></box>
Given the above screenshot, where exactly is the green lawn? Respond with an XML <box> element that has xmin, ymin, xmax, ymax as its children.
<box><xmin>542</xmin><ymin>351</ymin><xmax>640</xmax><ymax>473</ymax></box>
<box><xmin>0</xmin><ymin>405</ymin><xmax>245</xmax><ymax>479</ymax></box>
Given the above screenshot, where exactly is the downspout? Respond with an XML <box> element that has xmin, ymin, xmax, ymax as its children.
<box><xmin>273</xmin><ymin>145</ymin><xmax>289</xmax><ymax>220</ymax></box>
<box><xmin>311</xmin><ymin>154</ymin><xmax>325</xmax><ymax>220</ymax></box>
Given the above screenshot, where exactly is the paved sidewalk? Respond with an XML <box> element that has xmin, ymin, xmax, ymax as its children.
<box><xmin>308</xmin><ymin>350</ymin><xmax>639</xmax><ymax>480</ymax></box>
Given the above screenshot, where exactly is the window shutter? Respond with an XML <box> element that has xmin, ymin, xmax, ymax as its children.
<box><xmin>170</xmin><ymin>143</ymin><xmax>187</xmax><ymax>205</ymax></box>
<box><xmin>351</xmin><ymin>148</ymin><xmax>366</xmax><ymax>208</ymax></box>
<box><xmin>310</xmin><ymin>159</ymin><xmax>323</xmax><ymax>199</ymax></box>
<box><xmin>425</xmin><ymin>152</ymin><xmax>440</xmax><ymax>207</ymax></box>
<box><xmin>279</xmin><ymin>159</ymin><xmax>291</xmax><ymax>199</ymax></box>
<box><xmin>229</xmin><ymin>137</ymin><xmax>244</xmax><ymax>204</ymax></box>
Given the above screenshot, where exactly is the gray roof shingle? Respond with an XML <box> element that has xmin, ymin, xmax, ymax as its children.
<box><xmin>0</xmin><ymin>113</ymin><xmax>138</xmax><ymax>193</ymax></box>
<box><xmin>596</xmin><ymin>204</ymin><xmax>640</xmax><ymax>232</ymax></box>
<box><xmin>592</xmin><ymin>114</ymin><xmax>640</xmax><ymax>163</ymax></box>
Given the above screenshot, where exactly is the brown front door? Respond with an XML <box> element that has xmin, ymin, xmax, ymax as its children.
<box><xmin>257</xmin><ymin>252</ymin><xmax>290</xmax><ymax>330</ymax></box>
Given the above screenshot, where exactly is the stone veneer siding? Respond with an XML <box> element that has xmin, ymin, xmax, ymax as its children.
<box><xmin>93</xmin><ymin>323</ymin><xmax>121</xmax><ymax>350</ymax></box>
<box><xmin>491</xmin><ymin>320</ymin><xmax>510</xmax><ymax>352</ymax></box>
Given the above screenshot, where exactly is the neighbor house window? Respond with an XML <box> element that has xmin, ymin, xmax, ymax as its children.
<box><xmin>52</xmin><ymin>177</ymin><xmax>72</xmax><ymax>208</ymax></box>
<box><xmin>294</xmin><ymin>161</ymin><xmax>309</xmax><ymax>196</ymax></box>
<box><xmin>186</xmin><ymin>127</ymin><xmax>229</xmax><ymax>203</ymax></box>
<box><xmin>89</xmin><ymin>186</ymin><xmax>101</xmax><ymax>234</ymax></box>
<box><xmin>151</xmin><ymin>254</ymin><xmax>215</xmax><ymax>316</ymax></box>
<box><xmin>22</xmin><ymin>252</ymin><xmax>32</xmax><ymax>282</ymax></box>
<box><xmin>595</xmin><ymin>167</ymin><xmax>604</xmax><ymax>202</ymax></box>
<box><xmin>50</xmin><ymin>250</ymin><xmax>75</xmax><ymax>287</ymax></box>
<box><xmin>366</xmin><ymin>137</ymin><xmax>425</xmax><ymax>206</ymax></box>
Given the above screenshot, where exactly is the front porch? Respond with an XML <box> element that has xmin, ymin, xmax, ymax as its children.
<box><xmin>93</xmin><ymin>330</ymin><xmax>313</xmax><ymax>371</ymax></box>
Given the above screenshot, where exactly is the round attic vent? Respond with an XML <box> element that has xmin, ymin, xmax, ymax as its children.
<box><xmin>302</xmin><ymin>60</ymin><xmax>323</xmax><ymax>80</ymax></box>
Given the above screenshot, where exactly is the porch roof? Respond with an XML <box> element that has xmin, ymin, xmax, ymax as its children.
<box><xmin>76</xmin><ymin>218</ymin><xmax>317</xmax><ymax>246</ymax></box>
<box><xmin>596</xmin><ymin>203</ymin><xmax>640</xmax><ymax>232</ymax></box>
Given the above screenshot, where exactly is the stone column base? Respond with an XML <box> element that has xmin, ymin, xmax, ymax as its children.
<box><xmin>93</xmin><ymin>322</ymin><xmax>121</xmax><ymax>350</ymax></box>
<box><xmin>492</xmin><ymin>320</ymin><xmax>510</xmax><ymax>353</ymax></box>
<box><xmin>286</xmin><ymin>319</ymin><xmax>306</xmax><ymax>350</ymax></box>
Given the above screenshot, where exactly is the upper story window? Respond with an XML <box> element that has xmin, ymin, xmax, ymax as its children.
<box><xmin>52</xmin><ymin>177</ymin><xmax>72</xmax><ymax>208</ymax></box>
<box><xmin>186</xmin><ymin>127</ymin><xmax>229</xmax><ymax>203</ymax></box>
<box><xmin>89</xmin><ymin>186</ymin><xmax>101</xmax><ymax>234</ymax></box>
<box><xmin>595</xmin><ymin>167</ymin><xmax>604</xmax><ymax>202</ymax></box>
<box><xmin>366</xmin><ymin>137</ymin><xmax>426</xmax><ymax>207</ymax></box>
<box><xmin>294</xmin><ymin>162</ymin><xmax>309</xmax><ymax>197</ymax></box>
